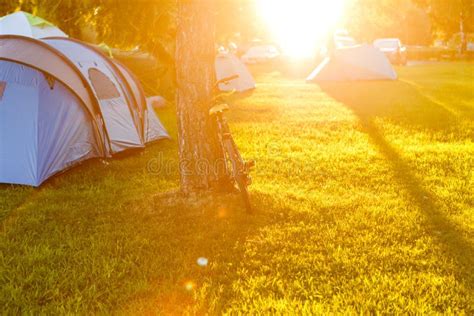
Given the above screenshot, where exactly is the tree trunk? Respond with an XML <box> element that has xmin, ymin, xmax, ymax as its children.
<box><xmin>175</xmin><ymin>0</ymin><xmax>227</xmax><ymax>194</ymax></box>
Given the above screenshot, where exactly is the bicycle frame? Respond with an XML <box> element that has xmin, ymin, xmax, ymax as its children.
<box><xmin>214</xmin><ymin>113</ymin><xmax>246</xmax><ymax>180</ymax></box>
<box><xmin>210</xmin><ymin>75</ymin><xmax>254</xmax><ymax>211</ymax></box>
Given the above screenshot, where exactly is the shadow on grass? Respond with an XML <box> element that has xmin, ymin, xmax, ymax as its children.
<box><xmin>320</xmin><ymin>82</ymin><xmax>474</xmax><ymax>287</ymax></box>
<box><xmin>0</xmin><ymin>161</ymin><xmax>309</xmax><ymax>314</ymax></box>
<box><xmin>0</xmin><ymin>158</ymin><xmax>116</xmax><ymax>223</ymax></box>
<box><xmin>107</xmin><ymin>191</ymin><xmax>315</xmax><ymax>313</ymax></box>
<box><xmin>319</xmin><ymin>80</ymin><xmax>472</xmax><ymax>133</ymax></box>
<box><xmin>0</xmin><ymin>184</ymin><xmax>36</xmax><ymax>221</ymax></box>
<box><xmin>0</xmin><ymin>137</ymin><xmax>176</xmax><ymax>220</ymax></box>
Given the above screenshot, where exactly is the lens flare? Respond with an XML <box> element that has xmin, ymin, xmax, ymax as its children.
<box><xmin>197</xmin><ymin>257</ymin><xmax>209</xmax><ymax>267</ymax></box>
<box><xmin>184</xmin><ymin>281</ymin><xmax>195</xmax><ymax>291</ymax></box>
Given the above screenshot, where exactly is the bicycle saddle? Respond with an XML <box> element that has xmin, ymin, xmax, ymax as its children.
<box><xmin>209</xmin><ymin>103</ymin><xmax>229</xmax><ymax>115</ymax></box>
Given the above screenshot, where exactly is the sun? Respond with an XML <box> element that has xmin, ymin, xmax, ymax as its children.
<box><xmin>257</xmin><ymin>0</ymin><xmax>346</xmax><ymax>58</ymax></box>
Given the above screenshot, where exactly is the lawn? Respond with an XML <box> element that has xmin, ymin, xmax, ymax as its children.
<box><xmin>0</xmin><ymin>62</ymin><xmax>473</xmax><ymax>314</ymax></box>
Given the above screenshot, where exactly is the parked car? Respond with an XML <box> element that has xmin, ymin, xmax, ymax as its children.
<box><xmin>373</xmin><ymin>38</ymin><xmax>407</xmax><ymax>65</ymax></box>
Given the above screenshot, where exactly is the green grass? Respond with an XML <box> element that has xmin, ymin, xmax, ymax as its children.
<box><xmin>1</xmin><ymin>62</ymin><xmax>473</xmax><ymax>314</ymax></box>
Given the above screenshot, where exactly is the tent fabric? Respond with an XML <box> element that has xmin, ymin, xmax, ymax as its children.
<box><xmin>112</xmin><ymin>59</ymin><xmax>147</xmax><ymax>132</ymax></box>
<box><xmin>306</xmin><ymin>44</ymin><xmax>397</xmax><ymax>82</ymax></box>
<box><xmin>0</xmin><ymin>60</ymin><xmax>100</xmax><ymax>186</ymax></box>
<box><xmin>145</xmin><ymin>107</ymin><xmax>170</xmax><ymax>143</ymax></box>
<box><xmin>215</xmin><ymin>53</ymin><xmax>256</xmax><ymax>92</ymax></box>
<box><xmin>0</xmin><ymin>35</ymin><xmax>107</xmax><ymax>155</ymax></box>
<box><xmin>88</xmin><ymin>68</ymin><xmax>121</xmax><ymax>100</ymax></box>
<box><xmin>0</xmin><ymin>35</ymin><xmax>101</xmax><ymax>123</ymax></box>
<box><xmin>43</xmin><ymin>37</ymin><xmax>144</xmax><ymax>153</ymax></box>
<box><xmin>112</xmin><ymin>60</ymin><xmax>169</xmax><ymax>143</ymax></box>
<box><xmin>0</xmin><ymin>11</ymin><xmax>67</xmax><ymax>38</ymax></box>
<box><xmin>43</xmin><ymin>37</ymin><xmax>146</xmax><ymax>146</ymax></box>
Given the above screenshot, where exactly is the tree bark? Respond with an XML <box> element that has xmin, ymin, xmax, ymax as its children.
<box><xmin>175</xmin><ymin>0</ymin><xmax>226</xmax><ymax>194</ymax></box>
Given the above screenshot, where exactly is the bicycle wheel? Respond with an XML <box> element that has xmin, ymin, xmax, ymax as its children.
<box><xmin>223</xmin><ymin>139</ymin><xmax>252</xmax><ymax>213</ymax></box>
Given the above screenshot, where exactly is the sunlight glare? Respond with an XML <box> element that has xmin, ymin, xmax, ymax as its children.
<box><xmin>257</xmin><ymin>0</ymin><xmax>346</xmax><ymax>58</ymax></box>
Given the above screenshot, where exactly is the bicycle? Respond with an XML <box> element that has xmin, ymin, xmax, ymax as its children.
<box><xmin>210</xmin><ymin>75</ymin><xmax>255</xmax><ymax>213</ymax></box>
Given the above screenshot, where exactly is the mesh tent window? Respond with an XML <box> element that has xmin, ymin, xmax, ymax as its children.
<box><xmin>88</xmin><ymin>68</ymin><xmax>120</xmax><ymax>100</ymax></box>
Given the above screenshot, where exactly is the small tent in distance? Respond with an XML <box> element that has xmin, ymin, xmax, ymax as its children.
<box><xmin>215</xmin><ymin>52</ymin><xmax>256</xmax><ymax>92</ymax></box>
<box><xmin>0</xmin><ymin>11</ymin><xmax>67</xmax><ymax>38</ymax></box>
<box><xmin>306</xmin><ymin>44</ymin><xmax>397</xmax><ymax>82</ymax></box>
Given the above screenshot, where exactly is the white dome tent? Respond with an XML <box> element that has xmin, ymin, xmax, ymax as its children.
<box><xmin>0</xmin><ymin>11</ymin><xmax>67</xmax><ymax>39</ymax></box>
<box><xmin>215</xmin><ymin>52</ymin><xmax>256</xmax><ymax>92</ymax></box>
<box><xmin>0</xmin><ymin>35</ymin><xmax>169</xmax><ymax>186</ymax></box>
<box><xmin>307</xmin><ymin>44</ymin><xmax>397</xmax><ymax>82</ymax></box>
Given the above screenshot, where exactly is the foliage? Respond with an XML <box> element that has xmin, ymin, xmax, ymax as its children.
<box><xmin>2</xmin><ymin>0</ymin><xmax>457</xmax><ymax>56</ymax></box>
<box><xmin>0</xmin><ymin>0</ymin><xmax>254</xmax><ymax>95</ymax></box>
<box><xmin>345</xmin><ymin>0</ymin><xmax>432</xmax><ymax>44</ymax></box>
<box><xmin>343</xmin><ymin>0</ymin><xmax>473</xmax><ymax>43</ymax></box>
<box><xmin>215</xmin><ymin>0</ymin><xmax>261</xmax><ymax>44</ymax></box>
<box><xmin>0</xmin><ymin>0</ymin><xmax>176</xmax><ymax>95</ymax></box>
<box><xmin>0</xmin><ymin>0</ymin><xmax>255</xmax><ymax>59</ymax></box>
<box><xmin>1</xmin><ymin>62</ymin><xmax>473</xmax><ymax>314</ymax></box>
<box><xmin>0</xmin><ymin>0</ymin><xmax>176</xmax><ymax>62</ymax></box>
<box><xmin>414</xmin><ymin>0</ymin><xmax>473</xmax><ymax>39</ymax></box>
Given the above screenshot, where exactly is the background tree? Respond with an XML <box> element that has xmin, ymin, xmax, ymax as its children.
<box><xmin>414</xmin><ymin>0</ymin><xmax>473</xmax><ymax>40</ymax></box>
<box><xmin>215</xmin><ymin>0</ymin><xmax>259</xmax><ymax>44</ymax></box>
<box><xmin>345</xmin><ymin>0</ymin><xmax>432</xmax><ymax>45</ymax></box>
<box><xmin>0</xmin><ymin>0</ymin><xmax>176</xmax><ymax>95</ymax></box>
